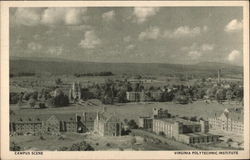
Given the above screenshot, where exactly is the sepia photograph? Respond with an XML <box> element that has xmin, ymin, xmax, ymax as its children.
<box><xmin>1</xmin><ymin>1</ymin><xmax>249</xmax><ymax>160</ymax></box>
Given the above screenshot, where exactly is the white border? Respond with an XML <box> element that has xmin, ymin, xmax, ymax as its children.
<box><xmin>1</xmin><ymin>1</ymin><xmax>249</xmax><ymax>160</ymax></box>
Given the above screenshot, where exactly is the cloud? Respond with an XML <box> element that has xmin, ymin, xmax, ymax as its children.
<box><xmin>126</xmin><ymin>44</ymin><xmax>135</xmax><ymax>50</ymax></box>
<box><xmin>64</xmin><ymin>8</ymin><xmax>88</xmax><ymax>25</ymax></box>
<box><xmin>27</xmin><ymin>42</ymin><xmax>42</xmax><ymax>51</ymax></box>
<box><xmin>181</xmin><ymin>43</ymin><xmax>214</xmax><ymax>59</ymax></box>
<box><xmin>12</xmin><ymin>8</ymin><xmax>88</xmax><ymax>26</ymax></box>
<box><xmin>164</xmin><ymin>26</ymin><xmax>207</xmax><ymax>38</ymax></box>
<box><xmin>225</xmin><ymin>19</ymin><xmax>243</xmax><ymax>33</ymax></box>
<box><xmin>139</xmin><ymin>26</ymin><xmax>160</xmax><ymax>40</ymax></box>
<box><xmin>102</xmin><ymin>10</ymin><xmax>115</xmax><ymax>22</ymax></box>
<box><xmin>41</xmin><ymin>8</ymin><xmax>87</xmax><ymax>25</ymax></box>
<box><xmin>228</xmin><ymin>50</ymin><xmax>242</xmax><ymax>63</ymax></box>
<box><xmin>47</xmin><ymin>46</ymin><xmax>63</xmax><ymax>55</ymax></box>
<box><xmin>201</xmin><ymin>44</ymin><xmax>214</xmax><ymax>51</ymax></box>
<box><xmin>188</xmin><ymin>51</ymin><xmax>202</xmax><ymax>60</ymax></box>
<box><xmin>123</xmin><ymin>36</ymin><xmax>131</xmax><ymax>42</ymax></box>
<box><xmin>133</xmin><ymin>7</ymin><xmax>160</xmax><ymax>23</ymax></box>
<box><xmin>79</xmin><ymin>31</ymin><xmax>101</xmax><ymax>49</ymax></box>
<box><xmin>13</xmin><ymin>8</ymin><xmax>43</xmax><ymax>26</ymax></box>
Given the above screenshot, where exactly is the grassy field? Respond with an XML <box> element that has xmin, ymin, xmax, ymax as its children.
<box><xmin>10</xmin><ymin>132</ymin><xmax>196</xmax><ymax>151</ymax></box>
<box><xmin>11</xmin><ymin>100</ymin><xmax>241</xmax><ymax>122</ymax></box>
<box><xmin>11</xmin><ymin>133</ymin><xmax>134</xmax><ymax>151</ymax></box>
<box><xmin>10</xmin><ymin>101</ymin><xmax>243</xmax><ymax>151</ymax></box>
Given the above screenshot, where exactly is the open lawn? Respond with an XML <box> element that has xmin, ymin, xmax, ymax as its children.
<box><xmin>11</xmin><ymin>100</ymin><xmax>242</xmax><ymax>123</ymax></box>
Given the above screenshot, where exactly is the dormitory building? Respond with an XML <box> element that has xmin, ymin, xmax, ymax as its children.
<box><xmin>139</xmin><ymin>108</ymin><xmax>219</xmax><ymax>144</ymax></box>
<box><xmin>10</xmin><ymin>111</ymin><xmax>122</xmax><ymax>136</ymax></box>
<box><xmin>208</xmin><ymin>107</ymin><xmax>243</xmax><ymax>134</ymax></box>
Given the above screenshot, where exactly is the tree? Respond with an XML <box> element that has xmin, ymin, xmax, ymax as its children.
<box><xmin>234</xmin><ymin>87</ymin><xmax>243</xmax><ymax>102</ymax></box>
<box><xmin>196</xmin><ymin>89</ymin><xmax>206</xmax><ymax>99</ymax></box>
<box><xmin>127</xmin><ymin>120</ymin><xmax>138</xmax><ymax>129</ymax></box>
<box><xmin>10</xmin><ymin>142</ymin><xmax>21</xmax><ymax>151</ymax></box>
<box><xmin>159</xmin><ymin>131</ymin><xmax>166</xmax><ymax>137</ymax></box>
<box><xmin>117</xmin><ymin>89</ymin><xmax>127</xmax><ymax>103</ymax></box>
<box><xmin>49</xmin><ymin>89</ymin><xmax>69</xmax><ymax>107</ymax></box>
<box><xmin>69</xmin><ymin>141</ymin><xmax>94</xmax><ymax>151</ymax></box>
<box><xmin>175</xmin><ymin>94</ymin><xmax>189</xmax><ymax>104</ymax></box>
<box><xmin>226</xmin><ymin>89</ymin><xmax>234</xmax><ymax>103</ymax></box>
<box><xmin>55</xmin><ymin>78</ymin><xmax>63</xmax><ymax>85</ymax></box>
<box><xmin>206</xmin><ymin>86</ymin><xmax>218</xmax><ymax>100</ymax></box>
<box><xmin>10</xmin><ymin>92</ymin><xmax>19</xmax><ymax>104</ymax></box>
<box><xmin>215</xmin><ymin>88</ymin><xmax>226</xmax><ymax>103</ymax></box>
<box><xmin>28</xmin><ymin>98</ymin><xmax>36</xmax><ymax>108</ymax></box>
<box><xmin>130</xmin><ymin>136</ymin><xmax>136</xmax><ymax>149</ymax></box>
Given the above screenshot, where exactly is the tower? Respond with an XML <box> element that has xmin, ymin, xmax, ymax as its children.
<box><xmin>200</xmin><ymin>120</ymin><xmax>209</xmax><ymax>133</ymax></box>
<box><xmin>217</xmin><ymin>69</ymin><xmax>221</xmax><ymax>83</ymax></box>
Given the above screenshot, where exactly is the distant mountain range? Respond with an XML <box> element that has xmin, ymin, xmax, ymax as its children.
<box><xmin>10</xmin><ymin>57</ymin><xmax>243</xmax><ymax>77</ymax></box>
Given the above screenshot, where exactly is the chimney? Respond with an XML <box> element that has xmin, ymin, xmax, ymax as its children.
<box><xmin>103</xmin><ymin>106</ymin><xmax>107</xmax><ymax>112</ymax></box>
<box><xmin>218</xmin><ymin>69</ymin><xmax>221</xmax><ymax>83</ymax></box>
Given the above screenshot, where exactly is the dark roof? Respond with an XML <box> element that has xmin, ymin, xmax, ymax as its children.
<box><xmin>226</xmin><ymin>111</ymin><xmax>243</xmax><ymax>123</ymax></box>
<box><xmin>97</xmin><ymin>111</ymin><xmax>120</xmax><ymax>122</ymax></box>
<box><xmin>210</xmin><ymin>107</ymin><xmax>244</xmax><ymax>123</ymax></box>
<box><xmin>155</xmin><ymin>117</ymin><xmax>200</xmax><ymax>125</ymax></box>
<box><xmin>10</xmin><ymin>113</ymin><xmax>77</xmax><ymax>123</ymax></box>
<box><xmin>83</xmin><ymin>112</ymin><xmax>97</xmax><ymax>121</ymax></box>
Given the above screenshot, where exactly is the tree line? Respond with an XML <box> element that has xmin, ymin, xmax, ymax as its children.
<box><xmin>74</xmin><ymin>72</ymin><xmax>113</xmax><ymax>77</ymax></box>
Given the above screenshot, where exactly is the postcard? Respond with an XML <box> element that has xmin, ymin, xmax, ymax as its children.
<box><xmin>1</xmin><ymin>1</ymin><xmax>249</xmax><ymax>159</ymax></box>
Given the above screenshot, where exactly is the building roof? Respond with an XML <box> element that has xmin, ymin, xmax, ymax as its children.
<box><xmin>10</xmin><ymin>113</ymin><xmax>77</xmax><ymax>123</ymax></box>
<box><xmin>139</xmin><ymin>116</ymin><xmax>152</xmax><ymax>119</ymax></box>
<box><xmin>154</xmin><ymin>117</ymin><xmax>200</xmax><ymax>125</ymax></box>
<box><xmin>83</xmin><ymin>112</ymin><xmax>97</xmax><ymax>121</ymax></box>
<box><xmin>210</xmin><ymin>107</ymin><xmax>243</xmax><ymax>123</ymax></box>
<box><xmin>181</xmin><ymin>132</ymin><xmax>219</xmax><ymax>138</ymax></box>
<box><xmin>226</xmin><ymin>110</ymin><xmax>243</xmax><ymax>122</ymax></box>
<box><xmin>97</xmin><ymin>111</ymin><xmax>120</xmax><ymax>122</ymax></box>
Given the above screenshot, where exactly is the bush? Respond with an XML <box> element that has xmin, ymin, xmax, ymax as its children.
<box><xmin>55</xmin><ymin>78</ymin><xmax>63</xmax><ymax>85</ymax></box>
<box><xmin>69</xmin><ymin>141</ymin><xmax>94</xmax><ymax>151</ymax></box>
<box><xmin>40</xmin><ymin>136</ymin><xmax>45</xmax><ymax>140</ymax></box>
<box><xmin>118</xmin><ymin>147</ymin><xmax>124</xmax><ymax>151</ymax></box>
<box><xmin>59</xmin><ymin>146</ymin><xmax>68</xmax><ymax>151</ymax></box>
<box><xmin>48</xmin><ymin>89</ymin><xmax>69</xmax><ymax>107</ymax></box>
<box><xmin>127</xmin><ymin>120</ymin><xmax>138</xmax><ymax>129</ymax></box>
<box><xmin>10</xmin><ymin>142</ymin><xmax>21</xmax><ymax>151</ymax></box>
<box><xmin>106</xmin><ymin>143</ymin><xmax>111</xmax><ymax>147</ymax></box>
<box><xmin>159</xmin><ymin>131</ymin><xmax>166</xmax><ymax>137</ymax></box>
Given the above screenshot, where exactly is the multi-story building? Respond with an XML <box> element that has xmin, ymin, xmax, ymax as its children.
<box><xmin>126</xmin><ymin>91</ymin><xmax>163</xmax><ymax>102</ymax></box>
<box><xmin>82</xmin><ymin>112</ymin><xmax>97</xmax><ymax>132</ymax></box>
<box><xmin>10</xmin><ymin>113</ymin><xmax>81</xmax><ymax>135</ymax></box>
<box><xmin>153</xmin><ymin>108</ymin><xmax>171</xmax><ymax>119</ymax></box>
<box><xmin>126</xmin><ymin>92</ymin><xmax>141</xmax><ymax>102</ymax></box>
<box><xmin>94</xmin><ymin>112</ymin><xmax>122</xmax><ymax>136</ymax></box>
<box><xmin>138</xmin><ymin>116</ymin><xmax>153</xmax><ymax>130</ymax></box>
<box><xmin>10</xmin><ymin>112</ymin><xmax>100</xmax><ymax>135</ymax></box>
<box><xmin>151</xmin><ymin>108</ymin><xmax>219</xmax><ymax>144</ymax></box>
<box><xmin>208</xmin><ymin>107</ymin><xmax>243</xmax><ymax>134</ymax></box>
<box><xmin>153</xmin><ymin>117</ymin><xmax>219</xmax><ymax>144</ymax></box>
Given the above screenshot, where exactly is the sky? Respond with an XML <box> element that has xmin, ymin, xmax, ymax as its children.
<box><xmin>10</xmin><ymin>7</ymin><xmax>243</xmax><ymax>65</ymax></box>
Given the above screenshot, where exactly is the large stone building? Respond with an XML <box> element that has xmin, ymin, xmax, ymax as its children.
<box><xmin>10</xmin><ymin>112</ymin><xmax>98</xmax><ymax>135</ymax></box>
<box><xmin>138</xmin><ymin>116</ymin><xmax>153</xmax><ymax>130</ymax></box>
<box><xmin>82</xmin><ymin>112</ymin><xmax>97</xmax><ymax>132</ymax></box>
<box><xmin>126</xmin><ymin>91</ymin><xmax>163</xmax><ymax>102</ymax></box>
<box><xmin>138</xmin><ymin>108</ymin><xmax>170</xmax><ymax>131</ymax></box>
<box><xmin>94</xmin><ymin>112</ymin><xmax>122</xmax><ymax>136</ymax></box>
<box><xmin>151</xmin><ymin>108</ymin><xmax>219</xmax><ymax>144</ymax></box>
<box><xmin>10</xmin><ymin>113</ymin><xmax>81</xmax><ymax>135</ymax></box>
<box><xmin>208</xmin><ymin>107</ymin><xmax>243</xmax><ymax>134</ymax></box>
